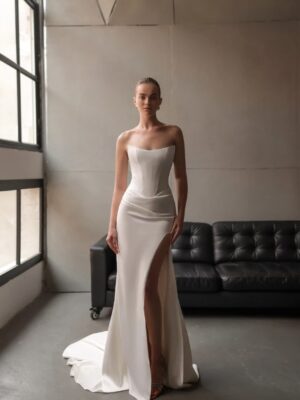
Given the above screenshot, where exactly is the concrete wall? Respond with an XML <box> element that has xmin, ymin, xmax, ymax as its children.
<box><xmin>45</xmin><ymin>1</ymin><xmax>300</xmax><ymax>291</ymax></box>
<box><xmin>0</xmin><ymin>261</ymin><xmax>44</xmax><ymax>329</ymax></box>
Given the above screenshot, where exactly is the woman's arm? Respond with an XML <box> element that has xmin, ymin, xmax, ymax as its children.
<box><xmin>107</xmin><ymin>133</ymin><xmax>128</xmax><ymax>253</ymax></box>
<box><xmin>170</xmin><ymin>126</ymin><xmax>188</xmax><ymax>243</ymax></box>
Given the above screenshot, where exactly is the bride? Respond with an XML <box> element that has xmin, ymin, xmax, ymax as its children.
<box><xmin>62</xmin><ymin>77</ymin><xmax>201</xmax><ymax>400</ymax></box>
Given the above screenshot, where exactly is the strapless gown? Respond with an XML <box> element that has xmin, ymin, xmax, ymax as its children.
<box><xmin>62</xmin><ymin>144</ymin><xmax>201</xmax><ymax>400</ymax></box>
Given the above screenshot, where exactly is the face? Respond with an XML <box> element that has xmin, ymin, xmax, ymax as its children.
<box><xmin>133</xmin><ymin>83</ymin><xmax>162</xmax><ymax>114</ymax></box>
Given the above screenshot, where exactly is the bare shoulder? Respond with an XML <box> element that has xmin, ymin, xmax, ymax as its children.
<box><xmin>168</xmin><ymin>125</ymin><xmax>184</xmax><ymax>146</ymax></box>
<box><xmin>116</xmin><ymin>130</ymin><xmax>132</xmax><ymax>148</ymax></box>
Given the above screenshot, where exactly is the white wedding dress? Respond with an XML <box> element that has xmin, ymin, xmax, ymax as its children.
<box><xmin>62</xmin><ymin>143</ymin><xmax>201</xmax><ymax>400</ymax></box>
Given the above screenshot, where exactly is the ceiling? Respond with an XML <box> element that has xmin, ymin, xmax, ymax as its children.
<box><xmin>45</xmin><ymin>0</ymin><xmax>300</xmax><ymax>26</ymax></box>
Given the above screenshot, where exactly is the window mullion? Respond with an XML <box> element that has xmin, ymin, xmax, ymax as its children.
<box><xmin>39</xmin><ymin>186</ymin><xmax>42</xmax><ymax>254</ymax></box>
<box><xmin>15</xmin><ymin>0</ymin><xmax>22</xmax><ymax>143</ymax></box>
<box><xmin>16</xmin><ymin>189</ymin><xmax>21</xmax><ymax>266</ymax></box>
<box><xmin>15</xmin><ymin>0</ymin><xmax>20</xmax><ymax>65</ymax></box>
<box><xmin>34</xmin><ymin>5</ymin><xmax>41</xmax><ymax>147</ymax></box>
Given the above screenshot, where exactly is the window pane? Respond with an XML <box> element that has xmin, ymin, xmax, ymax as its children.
<box><xmin>21</xmin><ymin>73</ymin><xmax>36</xmax><ymax>144</ymax></box>
<box><xmin>21</xmin><ymin>188</ymin><xmax>40</xmax><ymax>263</ymax></box>
<box><xmin>19</xmin><ymin>0</ymin><xmax>35</xmax><ymax>74</ymax></box>
<box><xmin>0</xmin><ymin>61</ymin><xmax>18</xmax><ymax>141</ymax></box>
<box><xmin>0</xmin><ymin>0</ymin><xmax>17</xmax><ymax>62</ymax></box>
<box><xmin>0</xmin><ymin>191</ymin><xmax>16</xmax><ymax>275</ymax></box>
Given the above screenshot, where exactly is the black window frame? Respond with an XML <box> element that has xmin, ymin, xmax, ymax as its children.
<box><xmin>0</xmin><ymin>0</ymin><xmax>44</xmax><ymax>287</ymax></box>
<box><xmin>0</xmin><ymin>179</ymin><xmax>44</xmax><ymax>287</ymax></box>
<box><xmin>0</xmin><ymin>0</ymin><xmax>42</xmax><ymax>151</ymax></box>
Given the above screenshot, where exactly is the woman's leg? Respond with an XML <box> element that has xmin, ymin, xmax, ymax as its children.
<box><xmin>144</xmin><ymin>232</ymin><xmax>172</xmax><ymax>382</ymax></box>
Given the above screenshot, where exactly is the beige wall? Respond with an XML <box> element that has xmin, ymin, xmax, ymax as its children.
<box><xmin>0</xmin><ymin>262</ymin><xmax>44</xmax><ymax>329</ymax></box>
<box><xmin>45</xmin><ymin>1</ymin><xmax>300</xmax><ymax>291</ymax></box>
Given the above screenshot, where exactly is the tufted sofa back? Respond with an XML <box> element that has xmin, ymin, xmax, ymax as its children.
<box><xmin>212</xmin><ymin>221</ymin><xmax>300</xmax><ymax>263</ymax></box>
<box><xmin>171</xmin><ymin>222</ymin><xmax>214</xmax><ymax>263</ymax></box>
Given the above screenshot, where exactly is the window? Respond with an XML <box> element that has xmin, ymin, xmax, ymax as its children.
<box><xmin>0</xmin><ymin>180</ymin><xmax>44</xmax><ymax>286</ymax></box>
<box><xmin>0</xmin><ymin>0</ymin><xmax>44</xmax><ymax>286</ymax></box>
<box><xmin>0</xmin><ymin>0</ymin><xmax>41</xmax><ymax>150</ymax></box>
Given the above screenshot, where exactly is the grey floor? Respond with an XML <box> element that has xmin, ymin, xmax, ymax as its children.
<box><xmin>0</xmin><ymin>292</ymin><xmax>300</xmax><ymax>400</ymax></box>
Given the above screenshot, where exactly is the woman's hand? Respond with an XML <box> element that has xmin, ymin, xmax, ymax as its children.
<box><xmin>170</xmin><ymin>215</ymin><xmax>183</xmax><ymax>244</ymax></box>
<box><xmin>106</xmin><ymin>227</ymin><xmax>120</xmax><ymax>254</ymax></box>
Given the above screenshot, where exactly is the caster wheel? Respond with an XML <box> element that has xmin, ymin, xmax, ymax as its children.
<box><xmin>90</xmin><ymin>310</ymin><xmax>100</xmax><ymax>320</ymax></box>
<box><xmin>89</xmin><ymin>306</ymin><xmax>102</xmax><ymax>320</ymax></box>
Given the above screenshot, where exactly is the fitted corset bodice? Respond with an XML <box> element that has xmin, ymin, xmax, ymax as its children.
<box><xmin>127</xmin><ymin>144</ymin><xmax>175</xmax><ymax>196</ymax></box>
<box><xmin>120</xmin><ymin>144</ymin><xmax>176</xmax><ymax>218</ymax></box>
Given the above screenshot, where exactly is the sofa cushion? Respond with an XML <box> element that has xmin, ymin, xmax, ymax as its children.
<box><xmin>216</xmin><ymin>261</ymin><xmax>300</xmax><ymax>291</ymax></box>
<box><xmin>213</xmin><ymin>221</ymin><xmax>300</xmax><ymax>263</ymax></box>
<box><xmin>171</xmin><ymin>222</ymin><xmax>214</xmax><ymax>263</ymax></box>
<box><xmin>174</xmin><ymin>262</ymin><xmax>221</xmax><ymax>292</ymax></box>
<box><xmin>107</xmin><ymin>262</ymin><xmax>221</xmax><ymax>292</ymax></box>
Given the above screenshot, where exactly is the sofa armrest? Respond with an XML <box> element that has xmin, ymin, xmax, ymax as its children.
<box><xmin>90</xmin><ymin>234</ymin><xmax>116</xmax><ymax>308</ymax></box>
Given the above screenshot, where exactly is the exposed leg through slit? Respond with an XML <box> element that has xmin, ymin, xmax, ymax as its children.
<box><xmin>144</xmin><ymin>231</ymin><xmax>172</xmax><ymax>385</ymax></box>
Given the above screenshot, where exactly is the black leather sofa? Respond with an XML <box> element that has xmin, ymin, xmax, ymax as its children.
<box><xmin>89</xmin><ymin>220</ymin><xmax>300</xmax><ymax>319</ymax></box>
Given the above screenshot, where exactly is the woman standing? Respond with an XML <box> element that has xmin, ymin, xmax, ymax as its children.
<box><xmin>62</xmin><ymin>77</ymin><xmax>201</xmax><ymax>400</ymax></box>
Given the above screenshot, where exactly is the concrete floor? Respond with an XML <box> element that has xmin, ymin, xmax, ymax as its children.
<box><xmin>0</xmin><ymin>292</ymin><xmax>300</xmax><ymax>400</ymax></box>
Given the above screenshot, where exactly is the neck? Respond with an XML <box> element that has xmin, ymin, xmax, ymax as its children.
<box><xmin>137</xmin><ymin>114</ymin><xmax>162</xmax><ymax>130</ymax></box>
